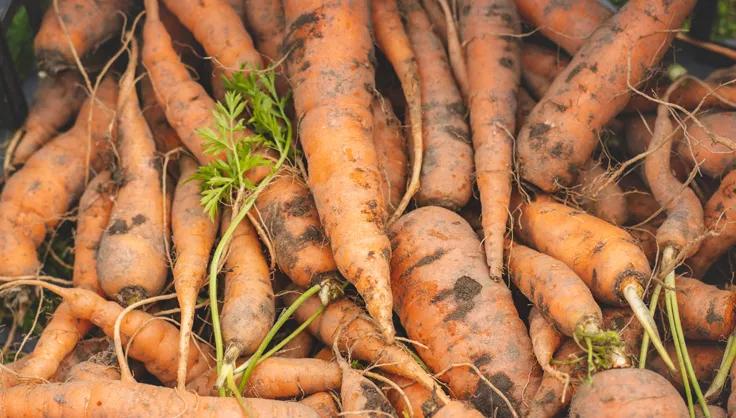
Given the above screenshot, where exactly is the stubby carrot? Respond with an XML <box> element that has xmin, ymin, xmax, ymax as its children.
<box><xmin>0</xmin><ymin>77</ymin><xmax>117</xmax><ymax>277</ymax></box>
<box><xmin>283</xmin><ymin>0</ymin><xmax>395</xmax><ymax>341</ymax></box>
<box><xmin>517</xmin><ymin>0</ymin><xmax>696</xmax><ymax>192</ymax></box>
<box><xmin>459</xmin><ymin>0</ymin><xmax>520</xmax><ymax>281</ymax></box>
<box><xmin>390</xmin><ymin>206</ymin><xmax>540</xmax><ymax>416</ymax></box>
<box><xmin>34</xmin><ymin>0</ymin><xmax>135</xmax><ymax>73</ymax></box>
<box><xmin>9</xmin><ymin>72</ymin><xmax>85</xmax><ymax>167</ymax></box>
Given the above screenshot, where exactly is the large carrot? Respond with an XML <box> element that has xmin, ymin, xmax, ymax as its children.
<box><xmin>512</xmin><ymin>195</ymin><xmax>675</xmax><ymax>371</ymax></box>
<box><xmin>459</xmin><ymin>0</ymin><xmax>520</xmax><ymax>281</ymax></box>
<box><xmin>172</xmin><ymin>155</ymin><xmax>218</xmax><ymax>389</ymax></box>
<box><xmin>390</xmin><ymin>206</ymin><xmax>540</xmax><ymax>416</ymax></box>
<box><xmin>516</xmin><ymin>0</ymin><xmax>696</xmax><ymax>192</ymax></box>
<box><xmin>283</xmin><ymin>0</ymin><xmax>395</xmax><ymax>341</ymax></box>
<box><xmin>33</xmin><ymin>0</ymin><xmax>135</xmax><ymax>73</ymax></box>
<box><xmin>9</xmin><ymin>171</ymin><xmax>115</xmax><ymax>385</ymax></box>
<box><xmin>8</xmin><ymin>72</ymin><xmax>86</xmax><ymax>167</ymax></box>
<box><xmin>371</xmin><ymin>0</ymin><xmax>423</xmax><ymax>221</ymax></box>
<box><xmin>220</xmin><ymin>214</ymin><xmax>275</xmax><ymax>376</ymax></box>
<box><xmin>97</xmin><ymin>42</ymin><xmax>169</xmax><ymax>305</ymax></box>
<box><xmin>253</xmin><ymin>170</ymin><xmax>340</xmax><ymax>288</ymax></box>
<box><xmin>687</xmin><ymin>169</ymin><xmax>736</xmax><ymax>277</ymax></box>
<box><xmin>0</xmin><ymin>77</ymin><xmax>117</xmax><ymax>277</ymax></box>
<box><xmin>283</xmin><ymin>291</ymin><xmax>448</xmax><ymax>400</ymax></box>
<box><xmin>0</xmin><ymin>380</ymin><xmax>319</xmax><ymax>417</ymax></box>
<box><xmin>397</xmin><ymin>0</ymin><xmax>473</xmax><ymax>211</ymax></box>
<box><xmin>514</xmin><ymin>0</ymin><xmax>613</xmax><ymax>54</ymax></box>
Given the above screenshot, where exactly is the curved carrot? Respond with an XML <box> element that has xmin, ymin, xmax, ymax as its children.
<box><xmin>517</xmin><ymin>0</ymin><xmax>696</xmax><ymax>192</ymax></box>
<box><xmin>460</xmin><ymin>0</ymin><xmax>520</xmax><ymax>280</ymax></box>
<box><xmin>283</xmin><ymin>0</ymin><xmax>395</xmax><ymax>341</ymax></box>
<box><xmin>97</xmin><ymin>41</ymin><xmax>169</xmax><ymax>305</ymax></box>
<box><xmin>172</xmin><ymin>155</ymin><xmax>219</xmax><ymax>389</ymax></box>
<box><xmin>390</xmin><ymin>206</ymin><xmax>540</xmax><ymax>416</ymax></box>
<box><xmin>402</xmin><ymin>0</ymin><xmax>473</xmax><ymax>211</ymax></box>
<box><xmin>140</xmin><ymin>76</ymin><xmax>184</xmax><ymax>154</ymax></box>
<box><xmin>34</xmin><ymin>0</ymin><xmax>135</xmax><ymax>73</ymax></box>
<box><xmin>9</xmin><ymin>72</ymin><xmax>86</xmax><ymax>167</ymax></box>
<box><xmin>0</xmin><ymin>77</ymin><xmax>117</xmax><ymax>277</ymax></box>
<box><xmin>372</xmin><ymin>98</ymin><xmax>408</xmax><ymax>213</ymax></box>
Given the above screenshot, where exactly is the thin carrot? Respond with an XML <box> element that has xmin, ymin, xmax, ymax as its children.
<box><xmin>372</xmin><ymin>97</ymin><xmax>408</xmax><ymax>213</ymax></box>
<box><xmin>528</xmin><ymin>307</ymin><xmax>564</xmax><ymax>378</ymax></box>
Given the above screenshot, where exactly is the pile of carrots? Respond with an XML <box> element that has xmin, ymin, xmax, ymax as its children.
<box><xmin>1</xmin><ymin>0</ymin><xmax>735</xmax><ymax>416</ymax></box>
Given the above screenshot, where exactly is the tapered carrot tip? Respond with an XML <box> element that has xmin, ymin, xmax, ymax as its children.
<box><xmin>363</xmin><ymin>289</ymin><xmax>396</xmax><ymax>343</ymax></box>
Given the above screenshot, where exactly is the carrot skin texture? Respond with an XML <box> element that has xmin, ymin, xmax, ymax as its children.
<box><xmin>675</xmin><ymin>276</ymin><xmax>736</xmax><ymax>341</ymax></box>
<box><xmin>300</xmin><ymin>392</ymin><xmax>340</xmax><ymax>418</ymax></box>
<box><xmin>520</xmin><ymin>44</ymin><xmax>570</xmax><ymax>100</ymax></box>
<box><xmin>372</xmin><ymin>98</ymin><xmax>408</xmax><ymax>212</ymax></box>
<box><xmin>577</xmin><ymin>161</ymin><xmax>629</xmax><ymax>225</ymax></box>
<box><xmin>687</xmin><ymin>170</ymin><xmax>736</xmax><ymax>277</ymax></box>
<box><xmin>569</xmin><ymin>369</ymin><xmax>689</xmax><ymax>418</ymax></box>
<box><xmin>459</xmin><ymin>0</ymin><xmax>520</xmax><ymax>280</ymax></box>
<box><xmin>339</xmin><ymin>360</ymin><xmax>398</xmax><ymax>418</ymax></box>
<box><xmin>0</xmin><ymin>77</ymin><xmax>117</xmax><ymax>277</ymax></box>
<box><xmin>508</xmin><ymin>242</ymin><xmax>602</xmax><ymax>337</ymax></box>
<box><xmin>97</xmin><ymin>44</ymin><xmax>169</xmax><ymax>303</ymax></box>
<box><xmin>11</xmin><ymin>72</ymin><xmax>86</xmax><ymax>165</ymax></box>
<box><xmin>220</xmin><ymin>214</ymin><xmax>274</xmax><ymax>356</ymax></box>
<box><xmin>402</xmin><ymin>0</ymin><xmax>473</xmax><ymax>211</ymax></box>
<box><xmin>513</xmin><ymin>197</ymin><xmax>651</xmax><ymax>306</ymax></box>
<box><xmin>648</xmin><ymin>342</ymin><xmax>724</xmax><ymax>391</ymax></box>
<box><xmin>389</xmin><ymin>206</ymin><xmax>540</xmax><ymax>416</ymax></box>
<box><xmin>33</xmin><ymin>0</ymin><xmax>135</xmax><ymax>73</ymax></box>
<box><xmin>433</xmin><ymin>401</ymin><xmax>485</xmax><ymax>418</ymax></box>
<box><xmin>676</xmin><ymin>112</ymin><xmax>736</xmax><ymax>178</ymax></box>
<box><xmin>12</xmin><ymin>172</ymin><xmax>114</xmax><ymax>384</ymax></box>
<box><xmin>283</xmin><ymin>0</ymin><xmax>395</xmax><ymax>341</ymax></box>
<box><xmin>602</xmin><ymin>307</ymin><xmax>643</xmax><ymax>359</ymax></box>
<box><xmin>0</xmin><ymin>380</ymin><xmax>320</xmax><ymax>418</ymax></box>
<box><xmin>384</xmin><ymin>373</ymin><xmax>442</xmax><ymax>418</ymax></box>
<box><xmin>528</xmin><ymin>307</ymin><xmax>564</xmax><ymax>373</ymax></box>
<box><xmin>527</xmin><ymin>340</ymin><xmax>583</xmax><ymax>418</ymax></box>
<box><xmin>254</xmin><ymin>171</ymin><xmax>339</xmax><ymax>288</ymax></box>
<box><xmin>244</xmin><ymin>0</ymin><xmax>285</xmax><ymax>63</ymax></box>
<box><xmin>517</xmin><ymin>0</ymin><xmax>696</xmax><ymax>192</ymax></box>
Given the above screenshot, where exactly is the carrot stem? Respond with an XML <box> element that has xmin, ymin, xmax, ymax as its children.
<box><xmin>704</xmin><ymin>333</ymin><xmax>736</xmax><ymax>400</ymax></box>
<box><xmin>665</xmin><ymin>280</ymin><xmax>695</xmax><ymax>418</ymax></box>
<box><xmin>623</xmin><ymin>283</ymin><xmax>676</xmax><ymax>371</ymax></box>
<box><xmin>638</xmin><ymin>282</ymin><xmax>662</xmax><ymax>368</ymax></box>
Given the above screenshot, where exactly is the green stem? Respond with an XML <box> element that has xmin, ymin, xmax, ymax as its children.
<box><xmin>705</xmin><ymin>333</ymin><xmax>736</xmax><ymax>400</ymax></box>
<box><xmin>236</xmin><ymin>284</ymin><xmax>322</xmax><ymax>392</ymax></box>
<box><xmin>623</xmin><ymin>284</ymin><xmax>676</xmax><ymax>372</ymax></box>
<box><xmin>665</xmin><ymin>283</ymin><xmax>694</xmax><ymax>418</ymax></box>
<box><xmin>586</xmin><ymin>337</ymin><xmax>594</xmax><ymax>379</ymax></box>
<box><xmin>639</xmin><ymin>283</ymin><xmax>663</xmax><ymax>368</ymax></box>
<box><xmin>226</xmin><ymin>372</ymin><xmax>252</xmax><ymax>418</ymax></box>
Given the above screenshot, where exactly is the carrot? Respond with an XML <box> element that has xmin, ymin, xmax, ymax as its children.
<box><xmin>602</xmin><ymin>308</ymin><xmax>643</xmax><ymax>360</ymax></box>
<box><xmin>514</xmin><ymin>0</ymin><xmax>613</xmax><ymax>54</ymax></box>
<box><xmin>0</xmin><ymin>380</ymin><xmax>320</xmax><ymax>418</ymax></box>
<box><xmin>576</xmin><ymin>160</ymin><xmax>629</xmax><ymax>225</ymax></box>
<box><xmin>159</xmin><ymin>0</ymin><xmax>262</xmax><ymax>96</ymax></box>
<box><xmin>676</xmin><ymin>112</ymin><xmax>736</xmax><ymax>179</ymax></box>
<box><xmin>0</xmin><ymin>77</ymin><xmax>117</xmax><ymax>277</ymax></box>
<box><xmin>8</xmin><ymin>72</ymin><xmax>86</xmax><ymax>167</ymax></box>
<box><xmin>9</xmin><ymin>172</ymin><xmax>113</xmax><ymax>385</ymax></box>
<box><xmin>527</xmin><ymin>339</ymin><xmax>584</xmax><ymax>418</ymax></box>
<box><xmin>397</xmin><ymin>0</ymin><xmax>473</xmax><ymax>211</ymax></box>
<box><xmin>628</xmin><ymin>224</ymin><xmax>659</xmax><ymax>264</ymax></box>
<box><xmin>283</xmin><ymin>0</ymin><xmax>395</xmax><ymax>341</ymax></box>
<box><xmin>389</xmin><ymin>206</ymin><xmax>540</xmax><ymax>416</ymax></box>
<box><xmin>338</xmin><ymin>357</ymin><xmax>398</xmax><ymax>418</ymax></box>
<box><xmin>220</xmin><ymin>214</ymin><xmax>275</xmax><ymax>375</ymax></box>
<box><xmin>687</xmin><ymin>169</ymin><xmax>736</xmax><ymax>277</ymax></box>
<box><xmin>33</xmin><ymin>0</ymin><xmax>135</xmax><ymax>73</ymax></box>
<box><xmin>275</xmin><ymin>324</ymin><xmax>315</xmax><ymax>359</ymax></box>
<box><xmin>433</xmin><ymin>401</ymin><xmax>484</xmax><ymax>418</ymax></box>
<box><xmin>520</xmin><ymin>44</ymin><xmax>570</xmax><ymax>100</ymax></box>
<box><xmin>140</xmin><ymin>76</ymin><xmax>184</xmax><ymax>154</ymax></box>
<box><xmin>65</xmin><ymin>361</ymin><xmax>121</xmax><ymax>382</ymax></box>
<box><xmin>243</xmin><ymin>0</ymin><xmax>285</xmax><ymax>64</ymax></box>
<box><xmin>512</xmin><ymin>195</ymin><xmax>675</xmax><ymax>370</ymax></box>
<box><xmin>675</xmin><ymin>276</ymin><xmax>736</xmax><ymax>342</ymax></box>
<box><xmin>516</xmin><ymin>0</ymin><xmax>696</xmax><ymax>192</ymax></box>
<box><xmin>254</xmin><ymin>170</ymin><xmax>339</xmax><ymax>288</ymax></box>
<box><xmin>171</xmin><ymin>155</ymin><xmax>219</xmax><ymax>389</ymax></box>
<box><xmin>300</xmin><ymin>392</ymin><xmax>340</xmax><ymax>418</ymax></box>
<box><xmin>570</xmin><ymin>369</ymin><xmax>689</xmax><ymax>418</ymax></box>
<box><xmin>384</xmin><ymin>373</ymin><xmax>442</xmax><ymax>418</ymax></box>
<box><xmin>283</xmin><ymin>291</ymin><xmax>448</xmax><ymax>400</ymax></box>
<box><xmin>459</xmin><ymin>0</ymin><xmax>520</xmax><ymax>281</ymax></box>
<box><xmin>516</xmin><ymin>88</ymin><xmax>536</xmax><ymax>133</ymax></box>
<box><xmin>649</xmin><ymin>342</ymin><xmax>724</xmax><ymax>392</ymax></box>
<box><xmin>97</xmin><ymin>41</ymin><xmax>169</xmax><ymax>305</ymax></box>
<box><xmin>698</xmin><ymin>406</ymin><xmax>727</xmax><ymax>418</ymax></box>
<box><xmin>313</xmin><ymin>347</ymin><xmax>335</xmax><ymax>362</ymax></box>
<box><xmin>372</xmin><ymin>98</ymin><xmax>408</xmax><ymax>213</ymax></box>
<box><xmin>371</xmin><ymin>0</ymin><xmax>423</xmax><ymax>221</ymax></box>
<box><xmin>528</xmin><ymin>308</ymin><xmax>564</xmax><ymax>376</ymax></box>
<box><xmin>52</xmin><ymin>337</ymin><xmax>114</xmax><ymax>382</ymax></box>
<box><xmin>420</xmin><ymin>0</ymin><xmax>448</xmax><ymax>45</ymax></box>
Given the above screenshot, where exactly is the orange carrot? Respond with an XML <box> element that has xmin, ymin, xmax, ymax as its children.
<box><xmin>649</xmin><ymin>342</ymin><xmax>724</xmax><ymax>391</ymax></box>
<box><xmin>65</xmin><ymin>361</ymin><xmax>121</xmax><ymax>382</ymax></box>
<box><xmin>33</xmin><ymin>0</ymin><xmax>135</xmax><ymax>73</ymax></box>
<box><xmin>0</xmin><ymin>77</ymin><xmax>117</xmax><ymax>277</ymax></box>
<box><xmin>516</xmin><ymin>87</ymin><xmax>536</xmax><ymax>133</ymax></box>
<box><xmin>283</xmin><ymin>0</ymin><xmax>395</xmax><ymax>341</ymax></box>
<box><xmin>433</xmin><ymin>401</ymin><xmax>485</xmax><ymax>418</ymax></box>
<box><xmin>338</xmin><ymin>357</ymin><xmax>397</xmax><ymax>417</ymax></box>
<box><xmin>460</xmin><ymin>0</ymin><xmax>520</xmax><ymax>280</ymax></box>
<box><xmin>520</xmin><ymin>43</ymin><xmax>570</xmax><ymax>100</ymax></box>
<box><xmin>390</xmin><ymin>206</ymin><xmax>540</xmax><ymax>416</ymax></box>
<box><xmin>97</xmin><ymin>41</ymin><xmax>169</xmax><ymax>305</ymax></box>
<box><xmin>372</xmin><ymin>98</ymin><xmax>408</xmax><ymax>213</ymax></box>
<box><xmin>528</xmin><ymin>307</ymin><xmax>564</xmax><ymax>376</ymax></box>
<box><xmin>420</xmin><ymin>0</ymin><xmax>448</xmax><ymax>45</ymax></box>
<box><xmin>300</xmin><ymin>392</ymin><xmax>340</xmax><ymax>418</ymax></box>
<box><xmin>602</xmin><ymin>307</ymin><xmax>643</xmax><ymax>362</ymax></box>
<box><xmin>402</xmin><ymin>0</ymin><xmax>473</xmax><ymax>211</ymax></box>
<box><xmin>675</xmin><ymin>276</ymin><xmax>736</xmax><ymax>342</ymax></box>
<box><xmin>676</xmin><ymin>112</ymin><xmax>736</xmax><ymax>179</ymax></box>
<box><xmin>172</xmin><ymin>155</ymin><xmax>219</xmax><ymax>388</ymax></box>
<box><xmin>384</xmin><ymin>373</ymin><xmax>442</xmax><ymax>418</ymax></box>
<box><xmin>9</xmin><ymin>72</ymin><xmax>86</xmax><ymax>167</ymax></box>
<box><xmin>243</xmin><ymin>0</ymin><xmax>285</xmax><ymax>64</ymax></box>
<box><xmin>517</xmin><ymin>0</ymin><xmax>696</xmax><ymax>192</ymax></box>
<box><xmin>274</xmin><ymin>324</ymin><xmax>315</xmax><ymax>359</ymax></box>
<box><xmin>527</xmin><ymin>339</ymin><xmax>583</xmax><ymax>418</ymax></box>
<box><xmin>140</xmin><ymin>76</ymin><xmax>183</xmax><ymax>154</ymax></box>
